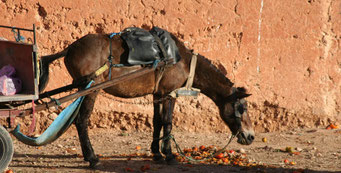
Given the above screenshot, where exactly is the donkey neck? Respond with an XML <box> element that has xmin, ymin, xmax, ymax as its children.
<box><xmin>192</xmin><ymin>55</ymin><xmax>234</xmax><ymax>104</ymax></box>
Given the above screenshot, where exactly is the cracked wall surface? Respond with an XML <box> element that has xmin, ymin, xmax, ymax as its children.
<box><xmin>0</xmin><ymin>0</ymin><xmax>340</xmax><ymax>133</ymax></box>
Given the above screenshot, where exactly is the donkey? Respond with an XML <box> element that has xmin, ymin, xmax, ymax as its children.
<box><xmin>39</xmin><ymin>27</ymin><xmax>254</xmax><ymax>168</ymax></box>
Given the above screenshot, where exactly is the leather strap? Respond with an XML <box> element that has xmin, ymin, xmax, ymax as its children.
<box><xmin>185</xmin><ymin>53</ymin><xmax>197</xmax><ymax>89</ymax></box>
<box><xmin>150</xmin><ymin>32</ymin><xmax>170</xmax><ymax>61</ymax></box>
<box><xmin>169</xmin><ymin>53</ymin><xmax>200</xmax><ymax>98</ymax></box>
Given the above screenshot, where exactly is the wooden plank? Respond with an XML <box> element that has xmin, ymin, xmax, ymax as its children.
<box><xmin>23</xmin><ymin>65</ymin><xmax>157</xmax><ymax>115</ymax></box>
<box><xmin>0</xmin><ymin>94</ymin><xmax>37</xmax><ymax>102</ymax></box>
<box><xmin>0</xmin><ymin>109</ymin><xmax>21</xmax><ymax>117</ymax></box>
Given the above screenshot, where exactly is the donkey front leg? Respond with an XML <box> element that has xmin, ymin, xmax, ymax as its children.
<box><xmin>151</xmin><ymin>95</ymin><xmax>166</xmax><ymax>163</ymax></box>
<box><xmin>161</xmin><ymin>98</ymin><xmax>177</xmax><ymax>165</ymax></box>
<box><xmin>75</xmin><ymin>92</ymin><xmax>99</xmax><ymax>168</ymax></box>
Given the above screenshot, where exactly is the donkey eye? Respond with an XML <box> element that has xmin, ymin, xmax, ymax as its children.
<box><xmin>237</xmin><ymin>105</ymin><xmax>244</xmax><ymax>114</ymax></box>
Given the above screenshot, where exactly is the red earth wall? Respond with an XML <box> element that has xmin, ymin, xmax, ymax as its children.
<box><xmin>0</xmin><ymin>0</ymin><xmax>340</xmax><ymax>133</ymax></box>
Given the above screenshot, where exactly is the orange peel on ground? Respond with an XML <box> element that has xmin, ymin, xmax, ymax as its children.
<box><xmin>174</xmin><ymin>145</ymin><xmax>262</xmax><ymax>167</ymax></box>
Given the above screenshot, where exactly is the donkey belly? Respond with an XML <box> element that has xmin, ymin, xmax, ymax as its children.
<box><xmin>102</xmin><ymin>67</ymin><xmax>156</xmax><ymax>98</ymax></box>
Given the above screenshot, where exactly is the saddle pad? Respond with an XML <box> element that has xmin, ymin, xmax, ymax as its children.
<box><xmin>120</xmin><ymin>27</ymin><xmax>181</xmax><ymax>65</ymax></box>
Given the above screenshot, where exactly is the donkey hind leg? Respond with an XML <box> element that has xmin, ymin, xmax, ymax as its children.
<box><xmin>151</xmin><ymin>95</ymin><xmax>166</xmax><ymax>163</ymax></box>
<box><xmin>161</xmin><ymin>97</ymin><xmax>178</xmax><ymax>165</ymax></box>
<box><xmin>75</xmin><ymin>92</ymin><xmax>99</xmax><ymax>168</ymax></box>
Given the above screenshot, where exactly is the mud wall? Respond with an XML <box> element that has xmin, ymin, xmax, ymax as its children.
<box><xmin>0</xmin><ymin>0</ymin><xmax>340</xmax><ymax>133</ymax></box>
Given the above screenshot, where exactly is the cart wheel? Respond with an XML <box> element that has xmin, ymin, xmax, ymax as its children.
<box><xmin>0</xmin><ymin>125</ymin><xmax>13</xmax><ymax>171</ymax></box>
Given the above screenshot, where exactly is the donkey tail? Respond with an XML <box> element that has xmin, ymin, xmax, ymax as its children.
<box><xmin>38</xmin><ymin>49</ymin><xmax>68</xmax><ymax>92</ymax></box>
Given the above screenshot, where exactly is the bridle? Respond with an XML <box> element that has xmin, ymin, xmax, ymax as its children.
<box><xmin>230</xmin><ymin>88</ymin><xmax>246</xmax><ymax>135</ymax></box>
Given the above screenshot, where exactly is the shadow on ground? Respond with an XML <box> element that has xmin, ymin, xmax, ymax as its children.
<box><xmin>11</xmin><ymin>153</ymin><xmax>338</xmax><ymax>173</ymax></box>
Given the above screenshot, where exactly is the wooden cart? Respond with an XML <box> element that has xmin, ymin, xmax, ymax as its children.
<box><xmin>0</xmin><ymin>25</ymin><xmax>38</xmax><ymax>171</ymax></box>
<box><xmin>0</xmin><ymin>25</ymin><xmax>162</xmax><ymax>171</ymax></box>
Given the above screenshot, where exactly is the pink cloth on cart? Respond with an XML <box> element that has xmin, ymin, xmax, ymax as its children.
<box><xmin>0</xmin><ymin>65</ymin><xmax>22</xmax><ymax>95</ymax></box>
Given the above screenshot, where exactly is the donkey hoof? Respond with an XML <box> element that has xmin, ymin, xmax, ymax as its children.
<box><xmin>153</xmin><ymin>154</ymin><xmax>166</xmax><ymax>164</ymax></box>
<box><xmin>166</xmin><ymin>158</ymin><xmax>179</xmax><ymax>165</ymax></box>
<box><xmin>166</xmin><ymin>155</ymin><xmax>179</xmax><ymax>165</ymax></box>
<box><xmin>89</xmin><ymin>158</ymin><xmax>100</xmax><ymax>169</ymax></box>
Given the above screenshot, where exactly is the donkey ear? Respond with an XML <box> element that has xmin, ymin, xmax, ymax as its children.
<box><xmin>237</xmin><ymin>93</ymin><xmax>252</xmax><ymax>99</ymax></box>
<box><xmin>228</xmin><ymin>87</ymin><xmax>251</xmax><ymax>101</ymax></box>
<box><xmin>235</xmin><ymin>87</ymin><xmax>251</xmax><ymax>99</ymax></box>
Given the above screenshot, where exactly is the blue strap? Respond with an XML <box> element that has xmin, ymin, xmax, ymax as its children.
<box><xmin>108</xmin><ymin>31</ymin><xmax>124</xmax><ymax>80</ymax></box>
<box><xmin>108</xmin><ymin>32</ymin><xmax>121</xmax><ymax>80</ymax></box>
<box><xmin>153</xmin><ymin>60</ymin><xmax>161</xmax><ymax>69</ymax></box>
<box><xmin>111</xmin><ymin>64</ymin><xmax>125</xmax><ymax>67</ymax></box>
<box><xmin>109</xmin><ymin>32</ymin><xmax>121</xmax><ymax>39</ymax></box>
<box><xmin>11</xmin><ymin>29</ymin><xmax>25</xmax><ymax>42</ymax></box>
<box><xmin>12</xmin><ymin>81</ymin><xmax>95</xmax><ymax>146</ymax></box>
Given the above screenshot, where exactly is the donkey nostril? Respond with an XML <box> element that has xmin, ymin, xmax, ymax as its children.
<box><xmin>248</xmin><ymin>135</ymin><xmax>255</xmax><ymax>141</ymax></box>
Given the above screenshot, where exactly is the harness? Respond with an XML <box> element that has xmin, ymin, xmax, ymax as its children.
<box><xmin>91</xmin><ymin>32</ymin><xmax>122</xmax><ymax>80</ymax></box>
<box><xmin>104</xmin><ymin>29</ymin><xmax>170</xmax><ymax>93</ymax></box>
<box><xmin>231</xmin><ymin>87</ymin><xmax>246</xmax><ymax>133</ymax></box>
<box><xmin>107</xmin><ymin>32</ymin><xmax>121</xmax><ymax>80</ymax></box>
<box><xmin>93</xmin><ymin>27</ymin><xmax>199</xmax><ymax>97</ymax></box>
<box><xmin>169</xmin><ymin>53</ymin><xmax>200</xmax><ymax>98</ymax></box>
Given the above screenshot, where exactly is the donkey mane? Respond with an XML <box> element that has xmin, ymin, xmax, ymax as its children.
<box><xmin>170</xmin><ymin>33</ymin><xmax>234</xmax><ymax>89</ymax></box>
<box><xmin>199</xmin><ymin>54</ymin><xmax>234</xmax><ymax>86</ymax></box>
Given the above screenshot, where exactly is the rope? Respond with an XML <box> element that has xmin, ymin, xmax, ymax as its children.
<box><xmin>157</xmin><ymin>132</ymin><xmax>238</xmax><ymax>163</ymax></box>
<box><xmin>11</xmin><ymin>28</ymin><xmax>25</xmax><ymax>42</ymax></box>
<box><xmin>50</xmin><ymin>98</ymin><xmax>61</xmax><ymax>106</ymax></box>
<box><xmin>111</xmin><ymin>64</ymin><xmax>125</xmax><ymax>67</ymax></box>
<box><xmin>107</xmin><ymin>32</ymin><xmax>121</xmax><ymax>80</ymax></box>
<box><xmin>108</xmin><ymin>39</ymin><xmax>113</xmax><ymax>80</ymax></box>
<box><xmin>107</xmin><ymin>32</ymin><xmax>125</xmax><ymax>80</ymax></box>
<box><xmin>39</xmin><ymin>92</ymin><xmax>62</xmax><ymax>110</ymax></box>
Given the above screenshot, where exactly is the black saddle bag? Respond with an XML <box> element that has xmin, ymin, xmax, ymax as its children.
<box><xmin>120</xmin><ymin>27</ymin><xmax>181</xmax><ymax>65</ymax></box>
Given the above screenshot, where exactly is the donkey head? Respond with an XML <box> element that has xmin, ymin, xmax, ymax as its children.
<box><xmin>219</xmin><ymin>87</ymin><xmax>254</xmax><ymax>145</ymax></box>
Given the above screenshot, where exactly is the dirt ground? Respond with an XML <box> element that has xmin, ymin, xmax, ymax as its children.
<box><xmin>5</xmin><ymin>127</ymin><xmax>341</xmax><ymax>173</ymax></box>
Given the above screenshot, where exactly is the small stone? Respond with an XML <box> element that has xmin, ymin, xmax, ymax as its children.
<box><xmin>306</xmin><ymin>154</ymin><xmax>315</xmax><ymax>159</ymax></box>
<box><xmin>315</xmin><ymin>152</ymin><xmax>322</xmax><ymax>157</ymax></box>
<box><xmin>248</xmin><ymin>158</ymin><xmax>256</xmax><ymax>162</ymax></box>
<box><xmin>295</xmin><ymin>147</ymin><xmax>303</xmax><ymax>152</ymax></box>
<box><xmin>98</xmin><ymin>123</ymin><xmax>108</xmax><ymax>128</ymax></box>
<box><xmin>239</xmin><ymin>148</ymin><xmax>246</xmax><ymax>153</ymax></box>
<box><xmin>48</xmin><ymin>112</ymin><xmax>58</xmax><ymax>120</ymax></box>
